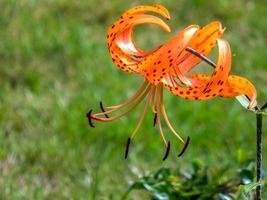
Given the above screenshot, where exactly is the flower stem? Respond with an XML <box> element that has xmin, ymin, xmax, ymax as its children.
<box><xmin>256</xmin><ymin>112</ymin><xmax>262</xmax><ymax>200</ymax></box>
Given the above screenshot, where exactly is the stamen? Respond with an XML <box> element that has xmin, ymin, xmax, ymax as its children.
<box><xmin>107</xmin><ymin>80</ymin><xmax>149</xmax><ymax>109</ymax></box>
<box><xmin>162</xmin><ymin>141</ymin><xmax>171</xmax><ymax>161</ymax></box>
<box><xmin>94</xmin><ymin>83</ymin><xmax>150</xmax><ymax>118</ymax></box>
<box><xmin>178</xmin><ymin>136</ymin><xmax>190</xmax><ymax>157</ymax></box>
<box><xmin>185</xmin><ymin>47</ymin><xmax>216</xmax><ymax>68</ymax></box>
<box><xmin>150</xmin><ymin>86</ymin><xmax>157</xmax><ymax>113</ymax></box>
<box><xmin>130</xmin><ymin>87</ymin><xmax>153</xmax><ymax>139</ymax></box>
<box><xmin>156</xmin><ymin>87</ymin><xmax>167</xmax><ymax>146</ymax></box>
<box><xmin>168</xmin><ymin>72</ymin><xmax>177</xmax><ymax>87</ymax></box>
<box><xmin>86</xmin><ymin>109</ymin><xmax>95</xmax><ymax>128</ymax></box>
<box><xmin>158</xmin><ymin>84</ymin><xmax>184</xmax><ymax>143</ymax></box>
<box><xmin>125</xmin><ymin>137</ymin><xmax>131</xmax><ymax>159</ymax></box>
<box><xmin>92</xmin><ymin>85</ymin><xmax>151</xmax><ymax>122</ymax></box>
<box><xmin>153</xmin><ymin>113</ymin><xmax>157</xmax><ymax>127</ymax></box>
<box><xmin>174</xmin><ymin>66</ymin><xmax>192</xmax><ymax>86</ymax></box>
<box><xmin>100</xmin><ymin>101</ymin><xmax>109</xmax><ymax>118</ymax></box>
<box><xmin>169</xmin><ymin>73</ymin><xmax>181</xmax><ymax>88</ymax></box>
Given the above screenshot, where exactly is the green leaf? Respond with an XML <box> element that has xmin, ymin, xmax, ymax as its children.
<box><xmin>238</xmin><ymin>182</ymin><xmax>261</xmax><ymax>196</ymax></box>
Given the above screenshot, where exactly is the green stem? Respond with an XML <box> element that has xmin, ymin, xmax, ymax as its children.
<box><xmin>255</xmin><ymin>111</ymin><xmax>263</xmax><ymax>200</ymax></box>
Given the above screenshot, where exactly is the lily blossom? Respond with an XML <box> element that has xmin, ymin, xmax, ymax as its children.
<box><xmin>87</xmin><ymin>5</ymin><xmax>257</xmax><ymax>160</ymax></box>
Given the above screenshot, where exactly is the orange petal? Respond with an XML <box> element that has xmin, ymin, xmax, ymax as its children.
<box><xmin>198</xmin><ymin>38</ymin><xmax>232</xmax><ymax>98</ymax></box>
<box><xmin>189</xmin><ymin>74</ymin><xmax>258</xmax><ymax>109</ymax></box>
<box><xmin>107</xmin><ymin>7</ymin><xmax>171</xmax><ymax>48</ymax></box>
<box><xmin>109</xmin><ymin>45</ymin><xmax>139</xmax><ymax>73</ymax></box>
<box><xmin>139</xmin><ymin>25</ymin><xmax>199</xmax><ymax>85</ymax></box>
<box><xmin>114</xmin><ymin>14</ymin><xmax>171</xmax><ymax>56</ymax></box>
<box><xmin>122</xmin><ymin>14</ymin><xmax>171</xmax><ymax>33</ymax></box>
<box><xmin>222</xmin><ymin>75</ymin><xmax>257</xmax><ymax>109</ymax></box>
<box><xmin>176</xmin><ymin>21</ymin><xmax>224</xmax><ymax>75</ymax></box>
<box><xmin>123</xmin><ymin>4</ymin><xmax>170</xmax><ymax>19</ymax></box>
<box><xmin>162</xmin><ymin>39</ymin><xmax>231</xmax><ymax>100</ymax></box>
<box><xmin>107</xmin><ymin>10</ymin><xmax>171</xmax><ymax>73</ymax></box>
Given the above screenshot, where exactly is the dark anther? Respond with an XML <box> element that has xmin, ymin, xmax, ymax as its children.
<box><xmin>125</xmin><ymin>138</ymin><xmax>131</xmax><ymax>159</ymax></box>
<box><xmin>100</xmin><ymin>101</ymin><xmax>109</xmax><ymax>118</ymax></box>
<box><xmin>163</xmin><ymin>141</ymin><xmax>171</xmax><ymax>161</ymax></box>
<box><xmin>178</xmin><ymin>136</ymin><xmax>190</xmax><ymax>157</ymax></box>
<box><xmin>86</xmin><ymin>109</ymin><xmax>95</xmax><ymax>128</ymax></box>
<box><xmin>153</xmin><ymin>113</ymin><xmax>157</xmax><ymax>127</ymax></box>
<box><xmin>261</xmin><ymin>102</ymin><xmax>267</xmax><ymax>110</ymax></box>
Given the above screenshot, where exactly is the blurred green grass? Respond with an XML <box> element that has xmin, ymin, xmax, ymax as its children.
<box><xmin>0</xmin><ymin>0</ymin><xmax>266</xmax><ymax>199</ymax></box>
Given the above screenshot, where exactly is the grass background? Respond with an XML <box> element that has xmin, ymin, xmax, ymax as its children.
<box><xmin>0</xmin><ymin>0</ymin><xmax>266</xmax><ymax>199</ymax></box>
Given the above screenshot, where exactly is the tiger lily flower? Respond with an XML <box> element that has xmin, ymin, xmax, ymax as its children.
<box><xmin>87</xmin><ymin>5</ymin><xmax>257</xmax><ymax>160</ymax></box>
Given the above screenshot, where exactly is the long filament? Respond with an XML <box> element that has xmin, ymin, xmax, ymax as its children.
<box><xmin>150</xmin><ymin>86</ymin><xmax>157</xmax><ymax>113</ymax></box>
<box><xmin>107</xmin><ymin>80</ymin><xmax>149</xmax><ymax>109</ymax></box>
<box><xmin>94</xmin><ymin>80</ymin><xmax>150</xmax><ymax>117</ymax></box>
<box><xmin>169</xmin><ymin>73</ymin><xmax>181</xmax><ymax>88</ymax></box>
<box><xmin>130</xmin><ymin>86</ymin><xmax>154</xmax><ymax>139</ymax></box>
<box><xmin>168</xmin><ymin>72</ymin><xmax>176</xmax><ymax>87</ymax></box>
<box><xmin>158</xmin><ymin>85</ymin><xmax>184</xmax><ymax>143</ymax></box>
<box><xmin>173</xmin><ymin>66</ymin><xmax>192</xmax><ymax>86</ymax></box>
<box><xmin>92</xmin><ymin>85</ymin><xmax>151</xmax><ymax>122</ymax></box>
<box><xmin>156</xmin><ymin>85</ymin><xmax>167</xmax><ymax>146</ymax></box>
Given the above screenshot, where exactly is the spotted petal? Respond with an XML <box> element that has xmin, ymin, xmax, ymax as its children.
<box><xmin>139</xmin><ymin>25</ymin><xmax>199</xmax><ymax>85</ymax></box>
<box><xmin>162</xmin><ymin>39</ymin><xmax>232</xmax><ymax>100</ymax></box>
<box><xmin>107</xmin><ymin>6</ymin><xmax>171</xmax><ymax>73</ymax></box>
<box><xmin>177</xmin><ymin>21</ymin><xmax>224</xmax><ymax>75</ymax></box>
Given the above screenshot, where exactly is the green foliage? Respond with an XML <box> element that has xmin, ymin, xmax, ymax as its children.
<box><xmin>125</xmin><ymin>160</ymin><xmax>263</xmax><ymax>200</ymax></box>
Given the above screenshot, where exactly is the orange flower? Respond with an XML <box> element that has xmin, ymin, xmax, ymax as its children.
<box><xmin>87</xmin><ymin>5</ymin><xmax>257</xmax><ymax>160</ymax></box>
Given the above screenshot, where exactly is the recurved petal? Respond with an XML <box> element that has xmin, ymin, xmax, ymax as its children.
<box><xmin>115</xmin><ymin>28</ymin><xmax>139</xmax><ymax>56</ymax></box>
<box><xmin>106</xmin><ymin>5</ymin><xmax>173</xmax><ymax>74</ymax></box>
<box><xmin>222</xmin><ymin>75</ymin><xmax>257</xmax><ymax>109</ymax></box>
<box><xmin>115</xmin><ymin>27</ymin><xmax>162</xmax><ymax>57</ymax></box>
<box><xmin>162</xmin><ymin>39</ymin><xmax>232</xmax><ymax>100</ymax></box>
<box><xmin>168</xmin><ymin>73</ymin><xmax>258</xmax><ymax>110</ymax></box>
<box><xmin>123</xmin><ymin>4</ymin><xmax>170</xmax><ymax>19</ymax></box>
<box><xmin>107</xmin><ymin>5</ymin><xmax>170</xmax><ymax>47</ymax></box>
<box><xmin>197</xmin><ymin>39</ymin><xmax>232</xmax><ymax>99</ymax></box>
<box><xmin>114</xmin><ymin>13</ymin><xmax>170</xmax><ymax>56</ymax></box>
<box><xmin>108</xmin><ymin>13</ymin><xmax>171</xmax><ymax>73</ymax></box>
<box><xmin>123</xmin><ymin>14</ymin><xmax>171</xmax><ymax>33</ymax></box>
<box><xmin>176</xmin><ymin>21</ymin><xmax>224</xmax><ymax>75</ymax></box>
<box><xmin>139</xmin><ymin>25</ymin><xmax>199</xmax><ymax>85</ymax></box>
<box><xmin>109</xmin><ymin>44</ymin><xmax>139</xmax><ymax>73</ymax></box>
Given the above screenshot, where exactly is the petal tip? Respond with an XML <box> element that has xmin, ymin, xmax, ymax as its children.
<box><xmin>153</xmin><ymin>4</ymin><xmax>171</xmax><ymax>19</ymax></box>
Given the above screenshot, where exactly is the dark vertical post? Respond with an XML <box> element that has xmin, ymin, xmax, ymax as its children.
<box><xmin>256</xmin><ymin>113</ymin><xmax>262</xmax><ymax>200</ymax></box>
